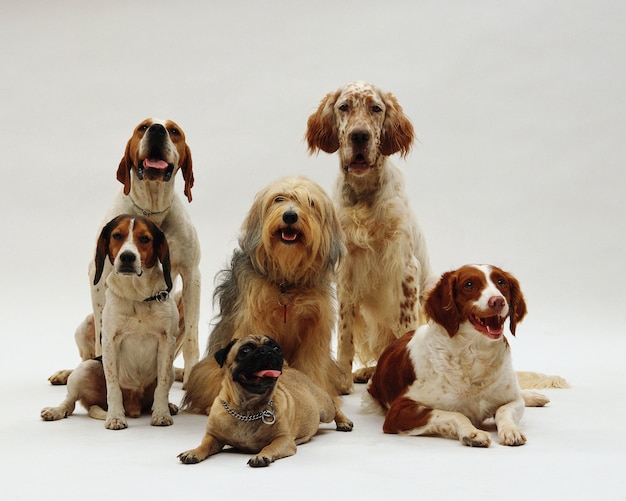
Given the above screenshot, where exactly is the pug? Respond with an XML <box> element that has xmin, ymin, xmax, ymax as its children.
<box><xmin>178</xmin><ymin>334</ymin><xmax>336</xmax><ymax>467</ymax></box>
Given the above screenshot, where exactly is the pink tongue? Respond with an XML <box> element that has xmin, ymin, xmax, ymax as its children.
<box><xmin>281</xmin><ymin>230</ymin><xmax>298</xmax><ymax>241</ymax></box>
<box><xmin>143</xmin><ymin>158</ymin><xmax>169</xmax><ymax>170</ymax></box>
<box><xmin>253</xmin><ymin>370</ymin><xmax>282</xmax><ymax>378</ymax></box>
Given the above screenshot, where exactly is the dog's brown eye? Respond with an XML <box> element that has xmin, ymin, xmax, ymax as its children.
<box><xmin>371</xmin><ymin>105</ymin><xmax>383</xmax><ymax>113</ymax></box>
<box><xmin>497</xmin><ymin>278</ymin><xmax>508</xmax><ymax>288</ymax></box>
<box><xmin>464</xmin><ymin>281</ymin><xmax>473</xmax><ymax>290</ymax></box>
<box><xmin>168</xmin><ymin>128</ymin><xmax>180</xmax><ymax>136</ymax></box>
<box><xmin>138</xmin><ymin>236</ymin><xmax>151</xmax><ymax>244</ymax></box>
<box><xmin>112</xmin><ymin>232</ymin><xmax>124</xmax><ymax>241</ymax></box>
<box><xmin>338</xmin><ymin>103</ymin><xmax>349</xmax><ymax>112</ymax></box>
<box><xmin>138</xmin><ymin>124</ymin><xmax>148</xmax><ymax>132</ymax></box>
<box><xmin>308</xmin><ymin>198</ymin><xmax>316</xmax><ymax>208</ymax></box>
<box><xmin>274</xmin><ymin>196</ymin><xmax>285</xmax><ymax>203</ymax></box>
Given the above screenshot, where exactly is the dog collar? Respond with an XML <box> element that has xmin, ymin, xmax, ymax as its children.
<box><xmin>144</xmin><ymin>290</ymin><xmax>170</xmax><ymax>303</ymax></box>
<box><xmin>221</xmin><ymin>399</ymin><xmax>276</xmax><ymax>425</ymax></box>
<box><xmin>129</xmin><ymin>195</ymin><xmax>172</xmax><ymax>217</ymax></box>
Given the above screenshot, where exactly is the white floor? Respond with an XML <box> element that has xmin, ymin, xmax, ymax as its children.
<box><xmin>2</xmin><ymin>1</ymin><xmax>625</xmax><ymax>499</ymax></box>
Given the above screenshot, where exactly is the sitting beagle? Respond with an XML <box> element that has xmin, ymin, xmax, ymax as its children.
<box><xmin>41</xmin><ymin>215</ymin><xmax>179</xmax><ymax>429</ymax></box>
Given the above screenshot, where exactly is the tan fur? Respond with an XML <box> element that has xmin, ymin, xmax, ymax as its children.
<box><xmin>306</xmin><ymin>82</ymin><xmax>436</xmax><ymax>390</ymax></box>
<box><xmin>178</xmin><ymin>335</ymin><xmax>336</xmax><ymax>467</ymax></box>
<box><xmin>182</xmin><ymin>177</ymin><xmax>352</xmax><ymax>430</ymax></box>
<box><xmin>48</xmin><ymin>118</ymin><xmax>200</xmax><ymax>389</ymax></box>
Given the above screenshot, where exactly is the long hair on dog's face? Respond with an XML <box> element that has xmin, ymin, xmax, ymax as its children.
<box><xmin>239</xmin><ymin>176</ymin><xmax>344</xmax><ymax>286</ymax></box>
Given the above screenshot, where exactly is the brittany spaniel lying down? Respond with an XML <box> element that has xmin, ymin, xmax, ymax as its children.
<box><xmin>367</xmin><ymin>265</ymin><xmax>549</xmax><ymax>447</ymax></box>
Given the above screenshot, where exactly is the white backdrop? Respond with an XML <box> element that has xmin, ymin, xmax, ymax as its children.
<box><xmin>1</xmin><ymin>1</ymin><xmax>625</xmax><ymax>499</ymax></box>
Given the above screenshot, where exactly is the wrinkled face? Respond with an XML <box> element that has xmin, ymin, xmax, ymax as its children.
<box><xmin>127</xmin><ymin>118</ymin><xmax>187</xmax><ymax>182</ymax></box>
<box><xmin>453</xmin><ymin>265</ymin><xmax>515</xmax><ymax>340</ymax></box>
<box><xmin>107</xmin><ymin>217</ymin><xmax>159</xmax><ymax>276</ymax></box>
<box><xmin>222</xmin><ymin>335</ymin><xmax>284</xmax><ymax>395</ymax></box>
<box><xmin>334</xmin><ymin>82</ymin><xmax>387</xmax><ymax>175</ymax></box>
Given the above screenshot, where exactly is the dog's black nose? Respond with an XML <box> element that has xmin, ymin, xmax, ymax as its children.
<box><xmin>282</xmin><ymin>211</ymin><xmax>298</xmax><ymax>225</ymax></box>
<box><xmin>148</xmin><ymin>123</ymin><xmax>166</xmax><ymax>135</ymax></box>
<box><xmin>350</xmin><ymin>130</ymin><xmax>370</xmax><ymax>145</ymax></box>
<box><xmin>119</xmin><ymin>251</ymin><xmax>136</xmax><ymax>264</ymax></box>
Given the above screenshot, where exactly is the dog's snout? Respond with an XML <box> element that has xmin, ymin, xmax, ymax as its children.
<box><xmin>488</xmin><ymin>296</ymin><xmax>505</xmax><ymax>312</ymax></box>
<box><xmin>148</xmin><ymin>123</ymin><xmax>166</xmax><ymax>135</ymax></box>
<box><xmin>119</xmin><ymin>251</ymin><xmax>136</xmax><ymax>264</ymax></box>
<box><xmin>350</xmin><ymin>130</ymin><xmax>370</xmax><ymax>145</ymax></box>
<box><xmin>282</xmin><ymin>211</ymin><xmax>298</xmax><ymax>225</ymax></box>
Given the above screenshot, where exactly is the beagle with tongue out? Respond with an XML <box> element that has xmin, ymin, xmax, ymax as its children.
<box><xmin>366</xmin><ymin>265</ymin><xmax>549</xmax><ymax>447</ymax></box>
<box><xmin>179</xmin><ymin>335</ymin><xmax>337</xmax><ymax>467</ymax></box>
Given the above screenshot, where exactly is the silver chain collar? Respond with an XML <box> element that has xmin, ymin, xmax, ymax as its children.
<box><xmin>221</xmin><ymin>399</ymin><xmax>276</xmax><ymax>425</ymax></box>
<box><xmin>129</xmin><ymin>195</ymin><xmax>171</xmax><ymax>217</ymax></box>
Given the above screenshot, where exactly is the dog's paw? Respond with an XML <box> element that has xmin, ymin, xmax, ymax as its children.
<box><xmin>461</xmin><ymin>430</ymin><xmax>491</xmax><ymax>447</ymax></box>
<box><xmin>168</xmin><ymin>403</ymin><xmax>179</xmax><ymax>415</ymax></box>
<box><xmin>353</xmin><ymin>367</ymin><xmax>375</xmax><ymax>384</ymax></box>
<box><xmin>499</xmin><ymin>427</ymin><xmax>527</xmax><ymax>446</ymax></box>
<box><xmin>248</xmin><ymin>455</ymin><xmax>272</xmax><ymax>467</ymax></box>
<box><xmin>48</xmin><ymin>370</ymin><xmax>72</xmax><ymax>386</ymax></box>
<box><xmin>105</xmin><ymin>415</ymin><xmax>128</xmax><ymax>430</ymax></box>
<box><xmin>151</xmin><ymin>413</ymin><xmax>174</xmax><ymax>427</ymax></box>
<box><xmin>336</xmin><ymin>418</ymin><xmax>354</xmax><ymax>432</ymax></box>
<box><xmin>40</xmin><ymin>406</ymin><xmax>66</xmax><ymax>421</ymax></box>
<box><xmin>522</xmin><ymin>390</ymin><xmax>550</xmax><ymax>407</ymax></box>
<box><xmin>178</xmin><ymin>451</ymin><xmax>202</xmax><ymax>464</ymax></box>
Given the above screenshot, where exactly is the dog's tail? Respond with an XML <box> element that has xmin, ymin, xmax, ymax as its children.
<box><xmin>516</xmin><ymin>371</ymin><xmax>570</xmax><ymax>389</ymax></box>
<box><xmin>88</xmin><ymin>405</ymin><xmax>107</xmax><ymax>420</ymax></box>
<box><xmin>361</xmin><ymin>387</ymin><xmax>386</xmax><ymax>416</ymax></box>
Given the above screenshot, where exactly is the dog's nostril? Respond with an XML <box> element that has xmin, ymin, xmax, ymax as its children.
<box><xmin>350</xmin><ymin>130</ymin><xmax>369</xmax><ymax>145</ymax></box>
<box><xmin>282</xmin><ymin>211</ymin><xmax>298</xmax><ymax>225</ymax></box>
<box><xmin>148</xmin><ymin>123</ymin><xmax>166</xmax><ymax>135</ymax></box>
<box><xmin>120</xmin><ymin>252</ymin><xmax>136</xmax><ymax>264</ymax></box>
<box><xmin>488</xmin><ymin>296</ymin><xmax>505</xmax><ymax>311</ymax></box>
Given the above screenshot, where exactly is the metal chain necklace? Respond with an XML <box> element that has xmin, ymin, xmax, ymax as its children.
<box><xmin>221</xmin><ymin>399</ymin><xmax>276</xmax><ymax>425</ymax></box>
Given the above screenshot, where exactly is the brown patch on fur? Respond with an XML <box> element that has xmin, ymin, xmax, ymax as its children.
<box><xmin>383</xmin><ymin>397</ymin><xmax>433</xmax><ymax>434</ymax></box>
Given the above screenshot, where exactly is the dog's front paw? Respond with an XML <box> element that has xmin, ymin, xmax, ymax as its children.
<box><xmin>151</xmin><ymin>413</ymin><xmax>174</xmax><ymax>427</ymax></box>
<box><xmin>461</xmin><ymin>430</ymin><xmax>491</xmax><ymax>447</ymax></box>
<box><xmin>248</xmin><ymin>455</ymin><xmax>272</xmax><ymax>467</ymax></box>
<box><xmin>178</xmin><ymin>451</ymin><xmax>202</xmax><ymax>464</ymax></box>
<box><xmin>105</xmin><ymin>415</ymin><xmax>128</xmax><ymax>430</ymax></box>
<box><xmin>336</xmin><ymin>418</ymin><xmax>354</xmax><ymax>432</ymax></box>
<box><xmin>40</xmin><ymin>406</ymin><xmax>66</xmax><ymax>421</ymax></box>
<box><xmin>499</xmin><ymin>427</ymin><xmax>527</xmax><ymax>446</ymax></box>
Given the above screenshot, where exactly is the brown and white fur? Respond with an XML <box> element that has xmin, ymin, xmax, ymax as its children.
<box><xmin>367</xmin><ymin>265</ymin><xmax>549</xmax><ymax>447</ymax></box>
<box><xmin>49</xmin><ymin>118</ymin><xmax>200</xmax><ymax>388</ymax></box>
<box><xmin>41</xmin><ymin>215</ymin><xmax>179</xmax><ymax>429</ymax></box>
<box><xmin>306</xmin><ymin>81</ymin><xmax>436</xmax><ymax>390</ymax></box>
<box><xmin>182</xmin><ymin>176</ymin><xmax>352</xmax><ymax>431</ymax></box>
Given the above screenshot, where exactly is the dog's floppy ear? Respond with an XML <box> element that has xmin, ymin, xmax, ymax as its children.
<box><xmin>214</xmin><ymin>339</ymin><xmax>238</xmax><ymax>368</ymax></box>
<box><xmin>150</xmin><ymin>220</ymin><xmax>173</xmax><ymax>292</ymax></box>
<box><xmin>380</xmin><ymin>92</ymin><xmax>415</xmax><ymax>158</ymax></box>
<box><xmin>306</xmin><ymin>90</ymin><xmax>341</xmax><ymax>154</ymax></box>
<box><xmin>180</xmin><ymin>143</ymin><xmax>194</xmax><ymax>203</ymax></box>
<box><xmin>116</xmin><ymin>139</ymin><xmax>133</xmax><ymax>195</ymax></box>
<box><xmin>93</xmin><ymin>216</ymin><xmax>121</xmax><ymax>285</ymax></box>
<box><xmin>505</xmin><ymin>271</ymin><xmax>527</xmax><ymax>336</ymax></box>
<box><xmin>424</xmin><ymin>271</ymin><xmax>460</xmax><ymax>337</ymax></box>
